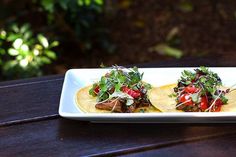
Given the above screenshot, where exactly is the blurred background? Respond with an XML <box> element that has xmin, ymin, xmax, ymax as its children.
<box><xmin>0</xmin><ymin>0</ymin><xmax>236</xmax><ymax>81</ymax></box>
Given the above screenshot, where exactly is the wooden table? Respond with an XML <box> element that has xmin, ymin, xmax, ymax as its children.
<box><xmin>1</xmin><ymin>57</ymin><xmax>236</xmax><ymax>157</ymax></box>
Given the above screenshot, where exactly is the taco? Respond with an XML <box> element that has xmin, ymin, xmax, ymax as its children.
<box><xmin>149</xmin><ymin>67</ymin><xmax>236</xmax><ymax>112</ymax></box>
<box><xmin>76</xmin><ymin>66</ymin><xmax>160</xmax><ymax>113</ymax></box>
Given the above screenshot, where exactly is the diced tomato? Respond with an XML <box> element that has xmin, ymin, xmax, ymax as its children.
<box><xmin>214</xmin><ymin>99</ymin><xmax>223</xmax><ymax>112</ymax></box>
<box><xmin>215</xmin><ymin>99</ymin><xmax>223</xmax><ymax>106</ymax></box>
<box><xmin>209</xmin><ymin>99</ymin><xmax>223</xmax><ymax>112</ymax></box>
<box><xmin>200</xmin><ymin>96</ymin><xmax>208</xmax><ymax>110</ymax></box>
<box><xmin>178</xmin><ymin>94</ymin><xmax>193</xmax><ymax>105</ymax></box>
<box><xmin>94</xmin><ymin>85</ymin><xmax>100</xmax><ymax>94</ymax></box>
<box><xmin>122</xmin><ymin>86</ymin><xmax>141</xmax><ymax>98</ymax></box>
<box><xmin>214</xmin><ymin>105</ymin><xmax>222</xmax><ymax>112</ymax></box>
<box><xmin>184</xmin><ymin>85</ymin><xmax>199</xmax><ymax>94</ymax></box>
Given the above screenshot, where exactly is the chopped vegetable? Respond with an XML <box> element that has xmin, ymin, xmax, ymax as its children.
<box><xmin>173</xmin><ymin>66</ymin><xmax>228</xmax><ymax>112</ymax></box>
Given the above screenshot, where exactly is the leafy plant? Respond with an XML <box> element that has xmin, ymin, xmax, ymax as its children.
<box><xmin>37</xmin><ymin>0</ymin><xmax>115</xmax><ymax>53</ymax></box>
<box><xmin>149</xmin><ymin>27</ymin><xmax>183</xmax><ymax>59</ymax></box>
<box><xmin>0</xmin><ymin>23</ymin><xmax>59</xmax><ymax>79</ymax></box>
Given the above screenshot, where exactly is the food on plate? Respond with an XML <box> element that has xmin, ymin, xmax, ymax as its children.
<box><xmin>76</xmin><ymin>66</ymin><xmax>159</xmax><ymax>113</ymax></box>
<box><xmin>149</xmin><ymin>67</ymin><xmax>236</xmax><ymax>112</ymax></box>
<box><xmin>148</xmin><ymin>84</ymin><xmax>179</xmax><ymax>112</ymax></box>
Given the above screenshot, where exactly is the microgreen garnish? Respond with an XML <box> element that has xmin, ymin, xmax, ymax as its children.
<box><xmin>89</xmin><ymin>66</ymin><xmax>151</xmax><ymax>105</ymax></box>
<box><xmin>174</xmin><ymin>66</ymin><xmax>228</xmax><ymax>112</ymax></box>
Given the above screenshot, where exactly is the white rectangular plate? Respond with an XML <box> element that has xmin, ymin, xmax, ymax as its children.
<box><xmin>59</xmin><ymin>67</ymin><xmax>236</xmax><ymax>123</ymax></box>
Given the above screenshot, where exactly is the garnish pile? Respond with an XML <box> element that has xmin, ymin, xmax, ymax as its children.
<box><xmin>89</xmin><ymin>66</ymin><xmax>152</xmax><ymax>113</ymax></box>
<box><xmin>172</xmin><ymin>67</ymin><xmax>229</xmax><ymax>112</ymax></box>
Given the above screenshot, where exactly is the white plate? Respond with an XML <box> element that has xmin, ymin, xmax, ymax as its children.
<box><xmin>59</xmin><ymin>67</ymin><xmax>236</xmax><ymax>123</ymax></box>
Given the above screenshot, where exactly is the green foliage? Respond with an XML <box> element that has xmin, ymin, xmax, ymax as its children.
<box><xmin>37</xmin><ymin>0</ymin><xmax>115</xmax><ymax>53</ymax></box>
<box><xmin>149</xmin><ymin>44</ymin><xmax>183</xmax><ymax>59</ymax></box>
<box><xmin>149</xmin><ymin>27</ymin><xmax>183</xmax><ymax>59</ymax></box>
<box><xmin>0</xmin><ymin>23</ymin><xmax>59</xmax><ymax>79</ymax></box>
<box><xmin>178</xmin><ymin>0</ymin><xmax>194</xmax><ymax>13</ymax></box>
<box><xmin>89</xmin><ymin>66</ymin><xmax>151</xmax><ymax>102</ymax></box>
<box><xmin>179</xmin><ymin>67</ymin><xmax>223</xmax><ymax>97</ymax></box>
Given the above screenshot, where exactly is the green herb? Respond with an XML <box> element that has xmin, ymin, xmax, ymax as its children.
<box><xmin>190</xmin><ymin>93</ymin><xmax>200</xmax><ymax>103</ymax></box>
<box><xmin>175</xmin><ymin>66</ymin><xmax>228</xmax><ymax>111</ymax></box>
<box><xmin>168</xmin><ymin>93</ymin><xmax>177</xmax><ymax>98</ymax></box>
<box><xmin>89</xmin><ymin>66</ymin><xmax>151</xmax><ymax>103</ymax></box>
<box><xmin>221</xmin><ymin>96</ymin><xmax>228</xmax><ymax>104</ymax></box>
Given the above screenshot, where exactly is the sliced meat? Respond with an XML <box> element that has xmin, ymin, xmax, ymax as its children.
<box><xmin>126</xmin><ymin>104</ymin><xmax>137</xmax><ymax>113</ymax></box>
<box><xmin>95</xmin><ymin>98</ymin><xmax>124</xmax><ymax>112</ymax></box>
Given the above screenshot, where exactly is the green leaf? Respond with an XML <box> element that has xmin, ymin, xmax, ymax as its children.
<box><xmin>20</xmin><ymin>44</ymin><xmax>29</xmax><ymax>52</ymax></box>
<box><xmin>199</xmin><ymin>66</ymin><xmax>208</xmax><ymax>73</ymax></box>
<box><xmin>38</xmin><ymin>34</ymin><xmax>49</xmax><ymax>48</ymax></box>
<box><xmin>77</xmin><ymin>0</ymin><xmax>84</xmax><ymax>6</ymax></box>
<box><xmin>35</xmin><ymin>44</ymin><xmax>43</xmax><ymax>50</ymax></box>
<box><xmin>3</xmin><ymin>60</ymin><xmax>17</xmax><ymax>71</ymax></box>
<box><xmin>85</xmin><ymin>0</ymin><xmax>91</xmax><ymax>6</ymax></box>
<box><xmin>115</xmin><ymin>83</ymin><xmax>121</xmax><ymax>92</ymax></box>
<box><xmin>8</xmin><ymin>48</ymin><xmax>19</xmax><ymax>56</ymax></box>
<box><xmin>23</xmin><ymin>31</ymin><xmax>33</xmax><ymax>40</ymax></box>
<box><xmin>7</xmin><ymin>33</ymin><xmax>20</xmax><ymax>42</ymax></box>
<box><xmin>45</xmin><ymin>50</ymin><xmax>57</xmax><ymax>59</ymax></box>
<box><xmin>49</xmin><ymin>41</ymin><xmax>59</xmax><ymax>48</ymax></box>
<box><xmin>144</xmin><ymin>83</ymin><xmax>152</xmax><ymax>90</ymax></box>
<box><xmin>41</xmin><ymin>57</ymin><xmax>51</xmax><ymax>64</ymax></box>
<box><xmin>58</xmin><ymin>0</ymin><xmax>69</xmax><ymax>10</ymax></box>
<box><xmin>0</xmin><ymin>49</ymin><xmax>6</xmax><ymax>55</ymax></box>
<box><xmin>150</xmin><ymin>44</ymin><xmax>183</xmax><ymax>59</ymax></box>
<box><xmin>13</xmin><ymin>38</ymin><xmax>23</xmax><ymax>49</ymax></box>
<box><xmin>0</xmin><ymin>30</ymin><xmax>6</xmax><ymax>39</ymax></box>
<box><xmin>95</xmin><ymin>0</ymin><xmax>103</xmax><ymax>5</ymax></box>
<box><xmin>41</xmin><ymin>0</ymin><xmax>55</xmax><ymax>13</ymax></box>
<box><xmin>20</xmin><ymin>24</ymin><xmax>30</xmax><ymax>34</ymax></box>
<box><xmin>11</xmin><ymin>24</ymin><xmax>19</xmax><ymax>33</ymax></box>
<box><xmin>190</xmin><ymin>93</ymin><xmax>199</xmax><ymax>103</ymax></box>
<box><xmin>221</xmin><ymin>96</ymin><xmax>228</xmax><ymax>104</ymax></box>
<box><xmin>178</xmin><ymin>1</ymin><xmax>194</xmax><ymax>13</ymax></box>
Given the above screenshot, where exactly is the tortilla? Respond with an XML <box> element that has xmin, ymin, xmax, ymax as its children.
<box><xmin>220</xmin><ymin>89</ymin><xmax>236</xmax><ymax>112</ymax></box>
<box><xmin>148</xmin><ymin>84</ymin><xmax>180</xmax><ymax>112</ymax></box>
<box><xmin>148</xmin><ymin>84</ymin><xmax>236</xmax><ymax>112</ymax></box>
<box><xmin>76</xmin><ymin>85</ymin><xmax>161</xmax><ymax>113</ymax></box>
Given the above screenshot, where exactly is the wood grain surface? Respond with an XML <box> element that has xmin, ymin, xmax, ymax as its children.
<box><xmin>1</xmin><ymin>57</ymin><xmax>236</xmax><ymax>157</ymax></box>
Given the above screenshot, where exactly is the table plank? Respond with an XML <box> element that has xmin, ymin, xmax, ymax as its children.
<box><xmin>1</xmin><ymin>118</ymin><xmax>236</xmax><ymax>157</ymax></box>
<box><xmin>0</xmin><ymin>76</ymin><xmax>63</xmax><ymax>126</ymax></box>
<box><xmin>122</xmin><ymin>134</ymin><xmax>236</xmax><ymax>157</ymax></box>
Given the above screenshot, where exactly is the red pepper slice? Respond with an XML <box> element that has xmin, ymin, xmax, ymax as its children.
<box><xmin>94</xmin><ymin>85</ymin><xmax>100</xmax><ymax>95</ymax></box>
<box><xmin>200</xmin><ymin>96</ymin><xmax>208</xmax><ymax>110</ymax></box>
<box><xmin>122</xmin><ymin>86</ymin><xmax>141</xmax><ymax>98</ymax></box>
<box><xmin>184</xmin><ymin>85</ymin><xmax>199</xmax><ymax>94</ymax></box>
<box><xmin>178</xmin><ymin>94</ymin><xmax>193</xmax><ymax>105</ymax></box>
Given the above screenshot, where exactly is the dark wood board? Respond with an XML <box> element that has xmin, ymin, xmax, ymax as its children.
<box><xmin>0</xmin><ymin>58</ymin><xmax>236</xmax><ymax>156</ymax></box>
<box><xmin>122</xmin><ymin>134</ymin><xmax>236</xmax><ymax>157</ymax></box>
<box><xmin>0</xmin><ymin>76</ymin><xmax>63</xmax><ymax>126</ymax></box>
<box><xmin>1</xmin><ymin>118</ymin><xmax>236</xmax><ymax>157</ymax></box>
